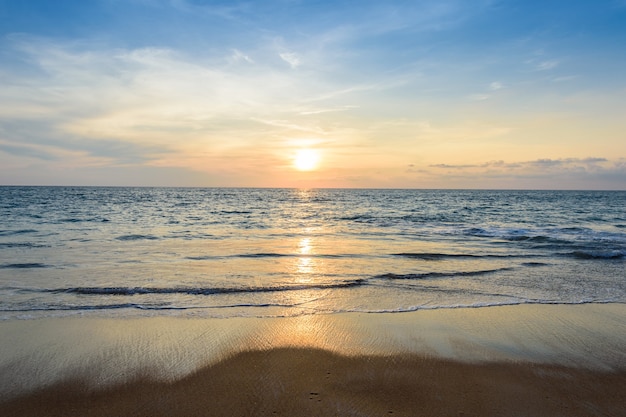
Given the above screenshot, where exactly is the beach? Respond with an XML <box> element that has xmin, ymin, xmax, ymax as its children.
<box><xmin>1</xmin><ymin>303</ymin><xmax>625</xmax><ymax>416</ymax></box>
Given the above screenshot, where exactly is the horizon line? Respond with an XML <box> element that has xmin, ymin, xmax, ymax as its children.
<box><xmin>1</xmin><ymin>185</ymin><xmax>624</xmax><ymax>192</ymax></box>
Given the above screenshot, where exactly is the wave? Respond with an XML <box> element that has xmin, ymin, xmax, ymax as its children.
<box><xmin>505</xmin><ymin>235</ymin><xmax>570</xmax><ymax>244</ymax></box>
<box><xmin>0</xmin><ymin>229</ymin><xmax>38</xmax><ymax>237</ymax></box>
<box><xmin>187</xmin><ymin>253</ymin><xmax>349</xmax><ymax>260</ymax></box>
<box><xmin>521</xmin><ymin>262</ymin><xmax>549</xmax><ymax>267</ymax></box>
<box><xmin>340</xmin><ymin>214</ymin><xmax>375</xmax><ymax>222</ymax></box>
<box><xmin>359</xmin><ymin>299</ymin><xmax>621</xmax><ymax>314</ymax></box>
<box><xmin>0</xmin><ymin>300</ymin><xmax>314</xmax><ymax>314</ymax></box>
<box><xmin>461</xmin><ymin>227</ymin><xmax>572</xmax><ymax>244</ymax></box>
<box><xmin>392</xmin><ymin>252</ymin><xmax>526</xmax><ymax>260</ymax></box>
<box><xmin>459</xmin><ymin>226</ymin><xmax>626</xmax><ymax>243</ymax></box>
<box><xmin>375</xmin><ymin>267</ymin><xmax>511</xmax><ymax>280</ymax></box>
<box><xmin>0</xmin><ymin>263</ymin><xmax>50</xmax><ymax>269</ymax></box>
<box><xmin>41</xmin><ymin>280</ymin><xmax>366</xmax><ymax>296</ymax></box>
<box><xmin>58</xmin><ymin>217</ymin><xmax>110</xmax><ymax>223</ymax></box>
<box><xmin>0</xmin><ymin>242</ymin><xmax>48</xmax><ymax>248</ymax></box>
<box><xmin>115</xmin><ymin>234</ymin><xmax>160</xmax><ymax>241</ymax></box>
<box><xmin>394</xmin><ymin>253</ymin><xmax>482</xmax><ymax>260</ymax></box>
<box><xmin>566</xmin><ymin>250</ymin><xmax>625</xmax><ymax>260</ymax></box>
<box><xmin>238</xmin><ymin>253</ymin><xmax>289</xmax><ymax>258</ymax></box>
<box><xmin>0</xmin><ymin>303</ymin><xmax>182</xmax><ymax>312</ymax></box>
<box><xmin>218</xmin><ymin>210</ymin><xmax>253</xmax><ymax>214</ymax></box>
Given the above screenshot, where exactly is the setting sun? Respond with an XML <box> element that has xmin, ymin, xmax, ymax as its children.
<box><xmin>293</xmin><ymin>149</ymin><xmax>320</xmax><ymax>171</ymax></box>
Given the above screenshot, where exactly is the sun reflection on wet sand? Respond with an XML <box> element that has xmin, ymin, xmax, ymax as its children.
<box><xmin>0</xmin><ymin>304</ymin><xmax>624</xmax><ymax>399</ymax></box>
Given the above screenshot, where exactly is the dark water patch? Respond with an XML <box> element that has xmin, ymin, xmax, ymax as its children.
<box><xmin>393</xmin><ymin>252</ymin><xmax>524</xmax><ymax>260</ymax></box>
<box><xmin>44</xmin><ymin>280</ymin><xmax>366</xmax><ymax>297</ymax></box>
<box><xmin>561</xmin><ymin>226</ymin><xmax>588</xmax><ymax>233</ymax></box>
<box><xmin>238</xmin><ymin>253</ymin><xmax>347</xmax><ymax>259</ymax></box>
<box><xmin>376</xmin><ymin>267</ymin><xmax>511</xmax><ymax>280</ymax></box>
<box><xmin>219</xmin><ymin>210</ymin><xmax>253</xmax><ymax>214</ymax></box>
<box><xmin>340</xmin><ymin>214</ymin><xmax>376</xmax><ymax>222</ymax></box>
<box><xmin>463</xmin><ymin>227</ymin><xmax>490</xmax><ymax>237</ymax></box>
<box><xmin>0</xmin><ymin>263</ymin><xmax>50</xmax><ymax>269</ymax></box>
<box><xmin>0</xmin><ymin>301</ymin><xmax>308</xmax><ymax>313</ymax></box>
<box><xmin>68</xmin><ymin>237</ymin><xmax>94</xmax><ymax>243</ymax></box>
<box><xmin>0</xmin><ymin>242</ymin><xmax>48</xmax><ymax>249</ymax></box>
<box><xmin>394</xmin><ymin>253</ymin><xmax>481</xmax><ymax>260</ymax></box>
<box><xmin>238</xmin><ymin>253</ymin><xmax>289</xmax><ymax>258</ymax></box>
<box><xmin>566</xmin><ymin>250</ymin><xmax>624</xmax><ymax>260</ymax></box>
<box><xmin>0</xmin><ymin>229</ymin><xmax>38</xmax><ymax>237</ymax></box>
<box><xmin>187</xmin><ymin>253</ymin><xmax>289</xmax><ymax>260</ymax></box>
<box><xmin>459</xmin><ymin>227</ymin><xmax>608</xmax><ymax>244</ymax></box>
<box><xmin>505</xmin><ymin>235</ymin><xmax>570</xmax><ymax>244</ymax></box>
<box><xmin>188</xmin><ymin>253</ymin><xmax>350</xmax><ymax>261</ymax></box>
<box><xmin>115</xmin><ymin>234</ymin><xmax>160</xmax><ymax>241</ymax></box>
<box><xmin>521</xmin><ymin>261</ymin><xmax>549</xmax><ymax>267</ymax></box>
<box><xmin>58</xmin><ymin>218</ymin><xmax>83</xmax><ymax>223</ymax></box>
<box><xmin>57</xmin><ymin>217</ymin><xmax>109</xmax><ymax>223</ymax></box>
<box><xmin>615</xmin><ymin>224</ymin><xmax>626</xmax><ymax>229</ymax></box>
<box><xmin>0</xmin><ymin>303</ymin><xmax>184</xmax><ymax>312</ymax></box>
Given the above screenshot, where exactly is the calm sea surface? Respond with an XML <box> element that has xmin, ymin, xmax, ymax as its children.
<box><xmin>0</xmin><ymin>187</ymin><xmax>624</xmax><ymax>319</ymax></box>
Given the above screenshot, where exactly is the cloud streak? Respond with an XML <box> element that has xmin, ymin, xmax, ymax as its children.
<box><xmin>423</xmin><ymin>158</ymin><xmax>626</xmax><ymax>189</ymax></box>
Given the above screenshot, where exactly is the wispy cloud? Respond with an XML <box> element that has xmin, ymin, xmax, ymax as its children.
<box><xmin>279</xmin><ymin>52</ymin><xmax>301</xmax><ymax>69</ymax></box>
<box><xmin>427</xmin><ymin>157</ymin><xmax>624</xmax><ymax>186</ymax></box>
<box><xmin>421</xmin><ymin>158</ymin><xmax>626</xmax><ymax>189</ymax></box>
<box><xmin>230</xmin><ymin>49</ymin><xmax>254</xmax><ymax>64</ymax></box>
<box><xmin>298</xmin><ymin>105</ymin><xmax>358</xmax><ymax>115</ymax></box>
<box><xmin>430</xmin><ymin>157</ymin><xmax>609</xmax><ymax>171</ymax></box>
<box><xmin>0</xmin><ymin>141</ymin><xmax>58</xmax><ymax>161</ymax></box>
<box><xmin>469</xmin><ymin>94</ymin><xmax>489</xmax><ymax>101</ymax></box>
<box><xmin>536</xmin><ymin>59</ymin><xmax>559</xmax><ymax>71</ymax></box>
<box><xmin>0</xmin><ymin>34</ymin><xmax>384</xmax><ymax>177</ymax></box>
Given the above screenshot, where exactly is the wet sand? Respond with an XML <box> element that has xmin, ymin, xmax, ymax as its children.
<box><xmin>3</xmin><ymin>348</ymin><xmax>625</xmax><ymax>417</ymax></box>
<box><xmin>1</xmin><ymin>304</ymin><xmax>625</xmax><ymax>416</ymax></box>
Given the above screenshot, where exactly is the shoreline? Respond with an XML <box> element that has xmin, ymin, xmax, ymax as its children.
<box><xmin>1</xmin><ymin>303</ymin><xmax>625</xmax><ymax>416</ymax></box>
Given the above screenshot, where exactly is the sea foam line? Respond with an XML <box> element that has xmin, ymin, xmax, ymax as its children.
<box><xmin>34</xmin><ymin>280</ymin><xmax>366</xmax><ymax>296</ymax></box>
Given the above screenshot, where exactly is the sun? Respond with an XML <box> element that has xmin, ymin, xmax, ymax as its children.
<box><xmin>293</xmin><ymin>149</ymin><xmax>320</xmax><ymax>171</ymax></box>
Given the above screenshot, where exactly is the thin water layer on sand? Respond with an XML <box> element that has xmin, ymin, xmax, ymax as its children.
<box><xmin>1</xmin><ymin>304</ymin><xmax>624</xmax><ymax>400</ymax></box>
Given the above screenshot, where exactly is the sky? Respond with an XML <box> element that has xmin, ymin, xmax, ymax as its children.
<box><xmin>0</xmin><ymin>0</ymin><xmax>625</xmax><ymax>189</ymax></box>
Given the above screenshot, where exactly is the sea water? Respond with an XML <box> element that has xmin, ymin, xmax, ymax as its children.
<box><xmin>0</xmin><ymin>187</ymin><xmax>624</xmax><ymax>319</ymax></box>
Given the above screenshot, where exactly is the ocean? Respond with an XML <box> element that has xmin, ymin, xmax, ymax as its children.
<box><xmin>0</xmin><ymin>187</ymin><xmax>624</xmax><ymax>320</ymax></box>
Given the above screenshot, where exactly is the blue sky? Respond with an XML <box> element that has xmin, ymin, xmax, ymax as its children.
<box><xmin>1</xmin><ymin>0</ymin><xmax>625</xmax><ymax>188</ymax></box>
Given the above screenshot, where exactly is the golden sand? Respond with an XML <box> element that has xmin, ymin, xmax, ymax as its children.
<box><xmin>1</xmin><ymin>304</ymin><xmax>625</xmax><ymax>416</ymax></box>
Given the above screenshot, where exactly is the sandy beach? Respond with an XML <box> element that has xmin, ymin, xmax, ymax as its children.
<box><xmin>1</xmin><ymin>304</ymin><xmax>625</xmax><ymax>416</ymax></box>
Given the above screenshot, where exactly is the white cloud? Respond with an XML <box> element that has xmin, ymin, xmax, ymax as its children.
<box><xmin>230</xmin><ymin>49</ymin><xmax>254</xmax><ymax>64</ymax></box>
<box><xmin>536</xmin><ymin>60</ymin><xmax>559</xmax><ymax>71</ymax></box>
<box><xmin>298</xmin><ymin>105</ymin><xmax>358</xmax><ymax>115</ymax></box>
<box><xmin>1</xmin><ymin>35</ymin><xmax>392</xmax><ymax>177</ymax></box>
<box><xmin>279</xmin><ymin>52</ymin><xmax>301</xmax><ymax>69</ymax></box>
